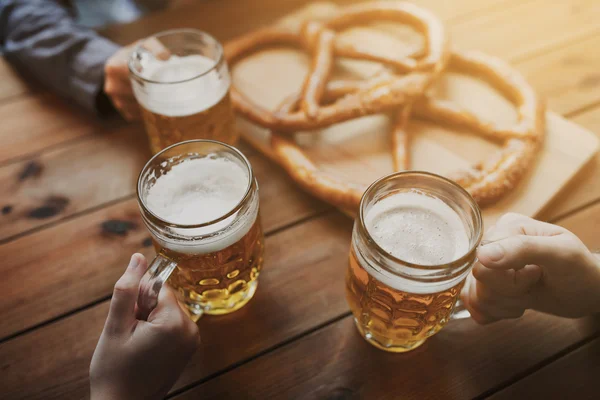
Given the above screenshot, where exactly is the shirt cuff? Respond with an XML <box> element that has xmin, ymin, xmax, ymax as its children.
<box><xmin>69</xmin><ymin>35</ymin><xmax>120</xmax><ymax>114</ymax></box>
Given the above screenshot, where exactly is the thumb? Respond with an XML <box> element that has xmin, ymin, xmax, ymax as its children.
<box><xmin>477</xmin><ymin>234</ymin><xmax>558</xmax><ymax>271</ymax></box>
<box><xmin>105</xmin><ymin>254</ymin><xmax>148</xmax><ymax>334</ymax></box>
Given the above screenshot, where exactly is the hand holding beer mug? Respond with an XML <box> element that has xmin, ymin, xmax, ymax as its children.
<box><xmin>136</xmin><ymin>140</ymin><xmax>264</xmax><ymax>320</ymax></box>
<box><xmin>129</xmin><ymin>30</ymin><xmax>236</xmax><ymax>154</ymax></box>
<box><xmin>346</xmin><ymin>172</ymin><xmax>483</xmax><ymax>352</ymax></box>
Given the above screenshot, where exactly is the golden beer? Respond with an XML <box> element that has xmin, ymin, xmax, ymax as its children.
<box><xmin>346</xmin><ymin>247</ymin><xmax>464</xmax><ymax>352</ymax></box>
<box><xmin>136</xmin><ymin>140</ymin><xmax>264</xmax><ymax>319</ymax></box>
<box><xmin>155</xmin><ymin>217</ymin><xmax>264</xmax><ymax>315</ymax></box>
<box><xmin>130</xmin><ymin>30</ymin><xmax>237</xmax><ymax>154</ymax></box>
<box><xmin>347</xmin><ymin>172</ymin><xmax>482</xmax><ymax>352</ymax></box>
<box><xmin>140</xmin><ymin>93</ymin><xmax>236</xmax><ymax>155</ymax></box>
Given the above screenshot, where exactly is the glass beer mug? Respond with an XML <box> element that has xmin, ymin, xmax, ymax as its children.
<box><xmin>346</xmin><ymin>171</ymin><xmax>483</xmax><ymax>352</ymax></box>
<box><xmin>136</xmin><ymin>140</ymin><xmax>264</xmax><ymax>320</ymax></box>
<box><xmin>129</xmin><ymin>29</ymin><xmax>236</xmax><ymax>154</ymax></box>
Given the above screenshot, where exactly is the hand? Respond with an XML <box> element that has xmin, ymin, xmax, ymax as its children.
<box><xmin>90</xmin><ymin>254</ymin><xmax>200</xmax><ymax>400</ymax></box>
<box><xmin>104</xmin><ymin>38</ymin><xmax>171</xmax><ymax>121</ymax></box>
<box><xmin>462</xmin><ymin>213</ymin><xmax>600</xmax><ymax>324</ymax></box>
<box><xmin>104</xmin><ymin>43</ymin><xmax>141</xmax><ymax>121</ymax></box>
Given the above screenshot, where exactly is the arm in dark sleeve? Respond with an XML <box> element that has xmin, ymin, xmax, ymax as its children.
<box><xmin>0</xmin><ymin>0</ymin><xmax>120</xmax><ymax>113</ymax></box>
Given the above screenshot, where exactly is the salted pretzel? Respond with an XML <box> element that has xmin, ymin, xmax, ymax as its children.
<box><xmin>316</xmin><ymin>50</ymin><xmax>545</xmax><ymax>205</ymax></box>
<box><xmin>224</xmin><ymin>1</ymin><xmax>449</xmax><ymax>132</ymax></box>
<box><xmin>227</xmin><ymin>2</ymin><xmax>545</xmax><ymax>210</ymax></box>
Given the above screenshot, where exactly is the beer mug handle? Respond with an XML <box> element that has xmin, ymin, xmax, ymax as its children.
<box><xmin>137</xmin><ymin>253</ymin><xmax>177</xmax><ymax>320</ymax></box>
<box><xmin>450</xmin><ymin>299</ymin><xmax>471</xmax><ymax>320</ymax></box>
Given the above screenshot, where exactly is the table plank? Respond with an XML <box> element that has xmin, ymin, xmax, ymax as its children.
<box><xmin>0</xmin><ymin>95</ymin><xmax>101</xmax><ymax>165</ymax></box>
<box><xmin>4</xmin><ymin>27</ymin><xmax>600</xmax><ymax>242</ymax></box>
<box><xmin>0</xmin><ymin>121</ymin><xmax>323</xmax><ymax>242</ymax></box>
<box><xmin>100</xmin><ymin>0</ymin><xmax>515</xmax><ymax>46</ymax></box>
<box><xmin>449</xmin><ymin>0</ymin><xmax>600</xmax><ymax>62</ymax></box>
<box><xmin>175</xmin><ymin>314</ymin><xmax>600</xmax><ymax>400</ymax></box>
<box><xmin>0</xmin><ymin>212</ymin><xmax>352</xmax><ymax>399</ymax></box>
<box><xmin>2</xmin><ymin>0</ymin><xmax>591</xmax><ymax>165</ymax></box>
<box><xmin>0</xmin><ymin>59</ymin><xmax>33</xmax><ymax>103</ymax></box>
<box><xmin>555</xmin><ymin>202</ymin><xmax>600</xmax><ymax>249</ymax></box>
<box><xmin>540</xmin><ymin>107</ymin><xmax>600</xmax><ymax>222</ymax></box>
<box><xmin>0</xmin><ymin>156</ymin><xmax>327</xmax><ymax>340</ymax></box>
<box><xmin>519</xmin><ymin>34</ymin><xmax>600</xmax><ymax>116</ymax></box>
<box><xmin>487</xmin><ymin>336</ymin><xmax>600</xmax><ymax>400</ymax></box>
<box><xmin>2</xmin><ymin>202</ymin><xmax>598</xmax><ymax>399</ymax></box>
<box><xmin>0</xmin><ymin>0</ymin><xmax>514</xmax><ymax>162</ymax></box>
<box><xmin>0</xmin><ymin>125</ymin><xmax>147</xmax><ymax>241</ymax></box>
<box><xmin>169</xmin><ymin>202</ymin><xmax>600</xmax><ymax>399</ymax></box>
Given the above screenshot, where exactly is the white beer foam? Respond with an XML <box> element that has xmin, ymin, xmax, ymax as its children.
<box><xmin>361</xmin><ymin>190</ymin><xmax>471</xmax><ymax>294</ymax></box>
<box><xmin>146</xmin><ymin>156</ymin><xmax>255</xmax><ymax>254</ymax></box>
<box><xmin>133</xmin><ymin>54</ymin><xmax>230</xmax><ymax>117</ymax></box>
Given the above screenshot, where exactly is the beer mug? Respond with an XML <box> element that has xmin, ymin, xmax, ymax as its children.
<box><xmin>129</xmin><ymin>29</ymin><xmax>236</xmax><ymax>154</ymax></box>
<box><xmin>136</xmin><ymin>140</ymin><xmax>264</xmax><ymax>320</ymax></box>
<box><xmin>346</xmin><ymin>171</ymin><xmax>483</xmax><ymax>352</ymax></box>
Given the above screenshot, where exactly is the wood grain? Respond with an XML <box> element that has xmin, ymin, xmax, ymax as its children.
<box><xmin>541</xmin><ymin>108</ymin><xmax>600</xmax><ymax>222</ymax></box>
<box><xmin>0</xmin><ymin>59</ymin><xmax>33</xmax><ymax>102</ymax></box>
<box><xmin>1</xmin><ymin>1</ymin><xmax>600</xmax><ymax>399</ymax></box>
<box><xmin>519</xmin><ymin>33</ymin><xmax>600</xmax><ymax>116</ymax></box>
<box><xmin>176</xmin><ymin>314</ymin><xmax>600</xmax><ymax>400</ymax></box>
<box><xmin>2</xmin><ymin>200</ymin><xmax>598</xmax><ymax>399</ymax></box>
<box><xmin>0</xmin><ymin>124</ymin><xmax>324</xmax><ymax>241</ymax></box>
<box><xmin>0</xmin><ymin>95</ymin><xmax>106</xmax><ymax>165</ymax></box>
<box><xmin>99</xmin><ymin>0</ymin><xmax>515</xmax><ymax>45</ymax></box>
<box><xmin>487</xmin><ymin>337</ymin><xmax>600</xmax><ymax>400</ymax></box>
<box><xmin>3</xmin><ymin>0</ymin><xmax>599</xmax><ymax>241</ymax></box>
<box><xmin>168</xmin><ymin>203</ymin><xmax>600</xmax><ymax>399</ymax></box>
<box><xmin>0</xmin><ymin>212</ymin><xmax>352</xmax><ymax>399</ymax></box>
<box><xmin>449</xmin><ymin>0</ymin><xmax>600</xmax><ymax>62</ymax></box>
<box><xmin>0</xmin><ymin>125</ymin><xmax>148</xmax><ymax>241</ymax></box>
<box><xmin>0</xmin><ymin>155</ymin><xmax>327</xmax><ymax>340</ymax></box>
<box><xmin>233</xmin><ymin>2</ymin><xmax>599</xmax><ymax>227</ymax></box>
<box><xmin>556</xmin><ymin>201</ymin><xmax>600</xmax><ymax>249</ymax></box>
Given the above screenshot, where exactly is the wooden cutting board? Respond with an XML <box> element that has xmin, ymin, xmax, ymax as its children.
<box><xmin>230</xmin><ymin>2</ymin><xmax>600</xmax><ymax>227</ymax></box>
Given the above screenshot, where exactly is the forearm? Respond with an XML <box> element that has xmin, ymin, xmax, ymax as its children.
<box><xmin>0</xmin><ymin>0</ymin><xmax>120</xmax><ymax>112</ymax></box>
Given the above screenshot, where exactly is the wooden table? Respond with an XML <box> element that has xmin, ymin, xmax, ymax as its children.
<box><xmin>1</xmin><ymin>0</ymin><xmax>599</xmax><ymax>399</ymax></box>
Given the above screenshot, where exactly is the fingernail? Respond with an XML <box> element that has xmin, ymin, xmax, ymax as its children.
<box><xmin>128</xmin><ymin>255</ymin><xmax>140</xmax><ymax>270</ymax></box>
<box><xmin>480</xmin><ymin>243</ymin><xmax>504</xmax><ymax>261</ymax></box>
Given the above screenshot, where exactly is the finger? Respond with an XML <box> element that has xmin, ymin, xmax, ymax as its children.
<box><xmin>141</xmin><ymin>36</ymin><xmax>171</xmax><ymax>60</ymax></box>
<box><xmin>491</xmin><ymin>213</ymin><xmax>565</xmax><ymax>238</ymax></box>
<box><xmin>111</xmin><ymin>99</ymin><xmax>142</xmax><ymax>121</ymax></box>
<box><xmin>148</xmin><ymin>286</ymin><xmax>201</xmax><ymax>341</ymax></box>
<box><xmin>462</xmin><ymin>275</ymin><xmax>526</xmax><ymax>324</ymax></box>
<box><xmin>104</xmin><ymin>78</ymin><xmax>135</xmax><ymax>97</ymax></box>
<box><xmin>472</xmin><ymin>262</ymin><xmax>542</xmax><ymax>296</ymax></box>
<box><xmin>119</xmin><ymin>104</ymin><xmax>142</xmax><ymax>122</ymax></box>
<box><xmin>106</xmin><ymin>254</ymin><xmax>148</xmax><ymax>334</ymax></box>
<box><xmin>477</xmin><ymin>234</ymin><xmax>562</xmax><ymax>271</ymax></box>
<box><xmin>104</xmin><ymin>48</ymin><xmax>132</xmax><ymax>78</ymax></box>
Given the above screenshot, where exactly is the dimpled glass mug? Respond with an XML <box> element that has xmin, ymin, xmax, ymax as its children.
<box><xmin>346</xmin><ymin>171</ymin><xmax>483</xmax><ymax>352</ymax></box>
<box><xmin>136</xmin><ymin>140</ymin><xmax>264</xmax><ymax>320</ymax></box>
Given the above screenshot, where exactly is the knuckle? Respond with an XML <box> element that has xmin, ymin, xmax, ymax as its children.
<box><xmin>113</xmin><ymin>279</ymin><xmax>135</xmax><ymax>297</ymax></box>
<box><xmin>472</xmin><ymin>263</ymin><xmax>486</xmax><ymax>282</ymax></box>
<box><xmin>513</xmin><ymin>235</ymin><xmax>537</xmax><ymax>256</ymax></box>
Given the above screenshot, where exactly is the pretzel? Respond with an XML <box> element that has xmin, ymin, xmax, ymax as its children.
<box><xmin>224</xmin><ymin>1</ymin><xmax>449</xmax><ymax>132</ymax></box>
<box><xmin>306</xmin><ymin>51</ymin><xmax>545</xmax><ymax>205</ymax></box>
<box><xmin>228</xmin><ymin>2</ymin><xmax>545</xmax><ymax>210</ymax></box>
<box><xmin>391</xmin><ymin>105</ymin><xmax>412</xmax><ymax>171</ymax></box>
<box><xmin>269</xmin><ymin>95</ymin><xmax>365</xmax><ymax>211</ymax></box>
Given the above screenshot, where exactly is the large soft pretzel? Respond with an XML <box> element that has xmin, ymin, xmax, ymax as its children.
<box><xmin>318</xmin><ymin>50</ymin><xmax>545</xmax><ymax>205</ymax></box>
<box><xmin>227</xmin><ymin>2</ymin><xmax>545</xmax><ymax>210</ymax></box>
<box><xmin>224</xmin><ymin>1</ymin><xmax>449</xmax><ymax>132</ymax></box>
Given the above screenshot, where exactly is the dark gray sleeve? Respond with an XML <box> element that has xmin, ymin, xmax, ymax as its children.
<box><xmin>0</xmin><ymin>0</ymin><xmax>121</xmax><ymax>113</ymax></box>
